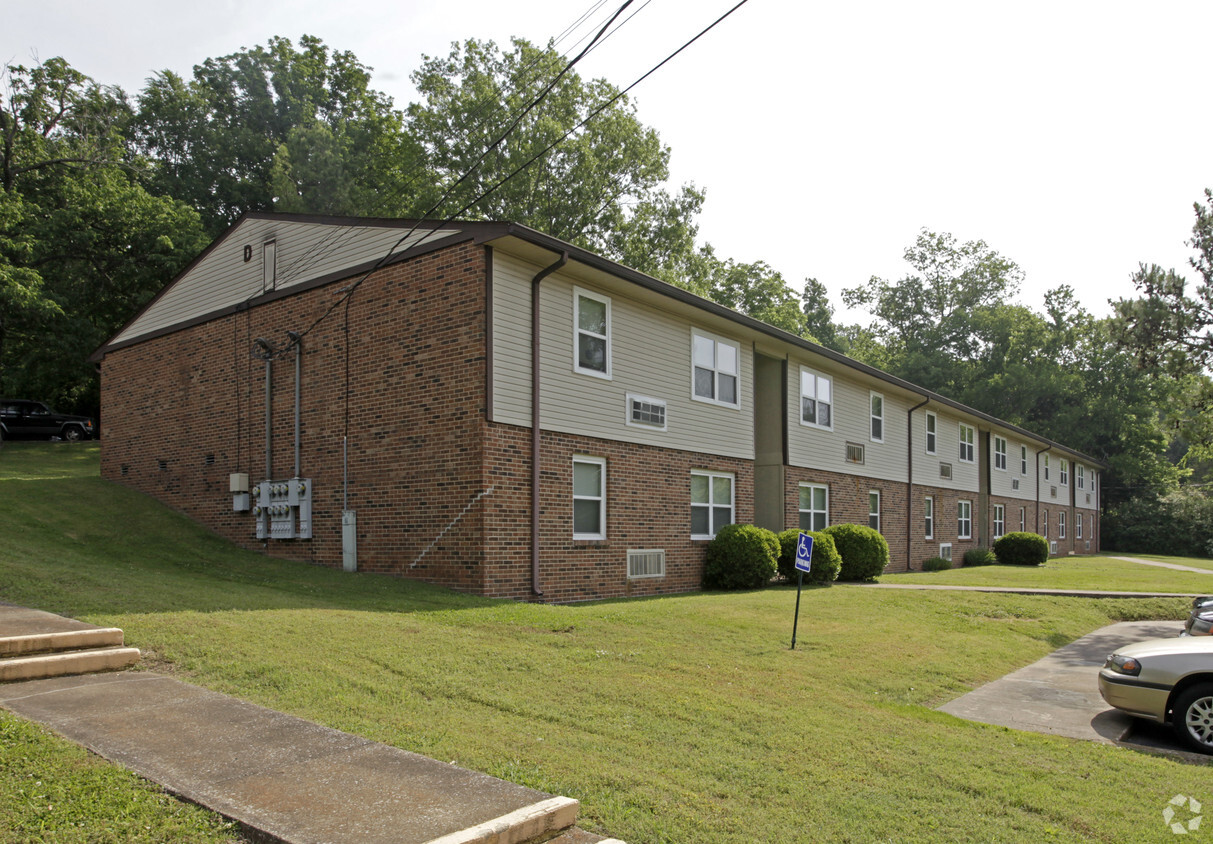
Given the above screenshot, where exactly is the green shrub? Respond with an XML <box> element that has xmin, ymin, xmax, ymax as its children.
<box><xmin>703</xmin><ymin>524</ymin><xmax>779</xmax><ymax>590</ymax></box>
<box><xmin>963</xmin><ymin>546</ymin><xmax>996</xmax><ymax>566</ymax></box>
<box><xmin>922</xmin><ymin>556</ymin><xmax>952</xmax><ymax>572</ymax></box>
<box><xmin>822</xmin><ymin>523</ymin><xmax>890</xmax><ymax>581</ymax></box>
<box><xmin>993</xmin><ymin>532</ymin><xmax>1049</xmax><ymax>565</ymax></box>
<box><xmin>776</xmin><ymin>529</ymin><xmax>843</xmax><ymax>585</ymax></box>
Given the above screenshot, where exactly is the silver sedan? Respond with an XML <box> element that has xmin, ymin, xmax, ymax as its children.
<box><xmin>1099</xmin><ymin>635</ymin><xmax>1213</xmax><ymax>754</ymax></box>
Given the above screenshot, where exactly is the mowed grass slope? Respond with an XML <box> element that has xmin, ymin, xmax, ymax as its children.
<box><xmin>1</xmin><ymin>443</ymin><xmax>1210</xmax><ymax>843</ymax></box>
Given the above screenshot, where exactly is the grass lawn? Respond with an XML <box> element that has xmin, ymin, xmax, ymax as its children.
<box><xmin>2</xmin><ymin>442</ymin><xmax>1211</xmax><ymax>843</ymax></box>
<box><xmin>881</xmin><ymin>554</ymin><xmax>1213</xmax><ymax>593</ymax></box>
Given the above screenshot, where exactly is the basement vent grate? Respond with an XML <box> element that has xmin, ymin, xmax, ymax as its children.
<box><xmin>157</xmin><ymin>459</ymin><xmax>167</xmax><ymax>471</ymax></box>
<box><xmin>628</xmin><ymin>549</ymin><xmax>666</xmax><ymax>579</ymax></box>
<box><xmin>204</xmin><ymin>454</ymin><xmax>215</xmax><ymax>466</ymax></box>
<box><xmin>121</xmin><ymin>464</ymin><xmax>129</xmax><ymax>476</ymax></box>
<box><xmin>1050</xmin><ymin>541</ymin><xmax>1058</xmax><ymax>555</ymax></box>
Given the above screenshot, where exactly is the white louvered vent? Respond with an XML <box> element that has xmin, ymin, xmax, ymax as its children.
<box><xmin>939</xmin><ymin>463</ymin><xmax>952</xmax><ymax>480</ymax></box>
<box><xmin>1011</xmin><ymin>479</ymin><xmax>1020</xmax><ymax>490</ymax></box>
<box><xmin>1050</xmin><ymin>486</ymin><xmax>1057</xmax><ymax>498</ymax></box>
<box><xmin>1085</xmin><ymin>541</ymin><xmax>1091</xmax><ymax>551</ymax></box>
<box><xmin>1086</xmin><ymin>493</ymin><xmax>1092</xmax><ymax>505</ymax></box>
<box><xmin>1050</xmin><ymin>541</ymin><xmax>1058</xmax><ymax>555</ymax></box>
<box><xmin>628</xmin><ymin>549</ymin><xmax>665</xmax><ymax>579</ymax></box>
<box><xmin>846</xmin><ymin>443</ymin><xmax>865</xmax><ymax>464</ymax></box>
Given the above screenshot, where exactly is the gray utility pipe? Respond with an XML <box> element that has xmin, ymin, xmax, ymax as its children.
<box><xmin>530</xmin><ymin>251</ymin><xmax>569</xmax><ymax>598</ymax></box>
<box><xmin>287</xmin><ymin>330</ymin><xmax>303</xmax><ymax>478</ymax></box>
<box><xmin>254</xmin><ymin>338</ymin><xmax>274</xmax><ymax>480</ymax></box>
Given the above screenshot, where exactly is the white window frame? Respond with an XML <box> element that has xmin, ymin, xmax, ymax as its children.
<box><xmin>993</xmin><ymin>504</ymin><xmax>1005</xmax><ymax>539</ymax></box>
<box><xmin>1077</xmin><ymin>465</ymin><xmax>1085</xmax><ymax>489</ymax></box>
<box><xmin>1059</xmin><ymin>510</ymin><xmax>1066</xmax><ymax>539</ymax></box>
<box><xmin>573</xmin><ymin>287</ymin><xmax>611</xmax><ymax>379</ymax></box>
<box><xmin>1060</xmin><ymin>459</ymin><xmax>1069</xmax><ymax>486</ymax></box>
<box><xmin>1076</xmin><ymin>512</ymin><xmax>1083</xmax><ymax>540</ymax></box>
<box><xmin>691</xmin><ymin>330</ymin><xmax>740</xmax><ymax>409</ymax></box>
<box><xmin>1019</xmin><ymin>506</ymin><xmax>1026</xmax><ymax>532</ymax></box>
<box><xmin>994</xmin><ymin>436</ymin><xmax>1007</xmax><ymax>471</ymax></box>
<box><xmin>691</xmin><ymin>470</ymin><xmax>734</xmax><ymax>540</ymax></box>
<box><xmin>798</xmin><ymin>483</ymin><xmax>829</xmax><ymax>532</ymax></box>
<box><xmin>924</xmin><ymin>495</ymin><xmax>934</xmax><ymax>539</ymax></box>
<box><xmin>572</xmin><ymin>455</ymin><xmax>606</xmax><ymax>540</ymax></box>
<box><xmin>958</xmin><ymin>500</ymin><xmax>972</xmax><ymax>539</ymax></box>
<box><xmin>939</xmin><ymin>542</ymin><xmax>953</xmax><ymax>562</ymax></box>
<box><xmin>869</xmin><ymin>490</ymin><xmax>881</xmax><ymax>533</ymax></box>
<box><xmin>625</xmin><ymin>393</ymin><xmax>667</xmax><ymax>431</ymax></box>
<box><xmin>925</xmin><ymin>411</ymin><xmax>937</xmax><ymax>455</ymax></box>
<box><xmin>1042</xmin><ymin>509</ymin><xmax>1049</xmax><ymax>539</ymax></box>
<box><xmin>1020</xmin><ymin>445</ymin><xmax>1028</xmax><ymax>475</ymax></box>
<box><xmin>799</xmin><ymin>367</ymin><xmax>833</xmax><ymax>430</ymax></box>
<box><xmin>1044</xmin><ymin>455</ymin><xmax>1050</xmax><ymax>481</ymax></box>
<box><xmin>959</xmin><ymin>423</ymin><xmax>975</xmax><ymax>463</ymax></box>
<box><xmin>870</xmin><ymin>392</ymin><xmax>884</xmax><ymax>443</ymax></box>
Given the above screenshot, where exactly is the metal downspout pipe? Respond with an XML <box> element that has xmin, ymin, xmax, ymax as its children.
<box><xmin>907</xmin><ymin>396</ymin><xmax>930</xmax><ymax>570</ymax></box>
<box><xmin>530</xmin><ymin>252</ymin><xmax>569</xmax><ymax>598</ymax></box>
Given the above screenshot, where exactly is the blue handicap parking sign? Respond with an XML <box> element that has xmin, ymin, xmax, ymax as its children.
<box><xmin>795</xmin><ymin>532</ymin><xmax>814</xmax><ymax>573</ymax></box>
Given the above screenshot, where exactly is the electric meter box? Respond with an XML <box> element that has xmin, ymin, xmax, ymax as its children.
<box><xmin>254</xmin><ymin>478</ymin><xmax>312</xmax><ymax>540</ymax></box>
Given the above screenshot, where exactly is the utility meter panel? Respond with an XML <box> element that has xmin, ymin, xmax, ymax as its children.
<box><xmin>254</xmin><ymin>478</ymin><xmax>312</xmax><ymax>540</ymax></box>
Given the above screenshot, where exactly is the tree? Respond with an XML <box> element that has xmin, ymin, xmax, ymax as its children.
<box><xmin>0</xmin><ymin>58</ymin><xmax>205</xmax><ymax>411</ymax></box>
<box><xmin>405</xmin><ymin>38</ymin><xmax>701</xmax><ymax>281</ymax></box>
<box><xmin>1113</xmin><ymin>189</ymin><xmax>1213</xmax><ymax>457</ymax></box>
<box><xmin>801</xmin><ymin>277</ymin><xmax>841</xmax><ymax>350</ymax></box>
<box><xmin>135</xmin><ymin>35</ymin><xmax>419</xmax><ymax>234</ymax></box>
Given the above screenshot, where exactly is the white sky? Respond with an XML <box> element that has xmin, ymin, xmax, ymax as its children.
<box><xmin>6</xmin><ymin>0</ymin><xmax>1212</xmax><ymax>325</ymax></box>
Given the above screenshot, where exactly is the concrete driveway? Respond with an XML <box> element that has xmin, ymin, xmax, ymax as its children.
<box><xmin>937</xmin><ymin>620</ymin><xmax>1209</xmax><ymax>758</ymax></box>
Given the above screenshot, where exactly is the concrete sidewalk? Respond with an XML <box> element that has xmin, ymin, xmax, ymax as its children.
<box><xmin>0</xmin><ymin>605</ymin><xmax>617</xmax><ymax>844</ymax></box>
<box><xmin>937</xmin><ymin>620</ymin><xmax>1181</xmax><ymax>744</ymax></box>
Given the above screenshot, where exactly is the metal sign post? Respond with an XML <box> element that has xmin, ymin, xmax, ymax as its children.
<box><xmin>790</xmin><ymin>532</ymin><xmax>814</xmax><ymax>650</ymax></box>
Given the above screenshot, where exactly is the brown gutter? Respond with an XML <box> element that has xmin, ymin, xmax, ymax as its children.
<box><xmin>530</xmin><ymin>252</ymin><xmax>569</xmax><ymax>597</ymax></box>
<box><xmin>906</xmin><ymin>396</ymin><xmax>930</xmax><ymax>570</ymax></box>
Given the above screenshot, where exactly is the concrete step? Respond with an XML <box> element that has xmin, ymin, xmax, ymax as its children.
<box><xmin>0</xmin><ymin>627</ymin><xmax>126</xmax><ymax>657</ymax></box>
<box><xmin>0</xmin><ymin>646</ymin><xmax>141</xmax><ymax>683</ymax></box>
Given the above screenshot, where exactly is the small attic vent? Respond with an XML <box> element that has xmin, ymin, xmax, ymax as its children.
<box><xmin>262</xmin><ymin>241</ymin><xmax>277</xmax><ymax>292</ymax></box>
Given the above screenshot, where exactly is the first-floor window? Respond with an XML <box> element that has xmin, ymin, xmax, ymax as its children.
<box><xmin>691</xmin><ymin>471</ymin><xmax>734</xmax><ymax>539</ymax></box>
<box><xmin>1059</xmin><ymin>510</ymin><xmax>1066</xmax><ymax>539</ymax></box>
<box><xmin>572</xmin><ymin>456</ymin><xmax>606</xmax><ymax>539</ymax></box>
<box><xmin>1019</xmin><ymin>506</ymin><xmax>1026</xmax><ymax>532</ymax></box>
<box><xmin>1076</xmin><ymin>512</ymin><xmax>1084</xmax><ymax>539</ymax></box>
<box><xmin>924</xmin><ymin>496</ymin><xmax>934</xmax><ymax>539</ymax></box>
<box><xmin>799</xmin><ymin>484</ymin><xmax>828</xmax><ymax>532</ymax></box>
<box><xmin>1042</xmin><ymin>510</ymin><xmax>1049</xmax><ymax>539</ymax></box>
<box><xmin>869</xmin><ymin>491</ymin><xmax>881</xmax><ymax>532</ymax></box>
<box><xmin>958</xmin><ymin>500</ymin><xmax>972</xmax><ymax>539</ymax></box>
<box><xmin>993</xmin><ymin>504</ymin><xmax>1005</xmax><ymax>539</ymax></box>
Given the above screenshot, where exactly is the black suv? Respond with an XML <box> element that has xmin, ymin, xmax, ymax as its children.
<box><xmin>0</xmin><ymin>399</ymin><xmax>95</xmax><ymax>441</ymax></box>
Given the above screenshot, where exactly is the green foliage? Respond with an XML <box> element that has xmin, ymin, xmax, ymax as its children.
<box><xmin>703</xmin><ymin>523</ymin><xmax>779</xmax><ymax>590</ymax></box>
<box><xmin>1103</xmin><ymin>487</ymin><xmax>1213</xmax><ymax>557</ymax></box>
<box><xmin>922</xmin><ymin>556</ymin><xmax>952</xmax><ymax>572</ymax></box>
<box><xmin>822</xmin><ymin>523</ymin><xmax>890</xmax><ymax>581</ymax></box>
<box><xmin>776</xmin><ymin>529</ymin><xmax>842</xmax><ymax>585</ymax></box>
<box><xmin>993</xmin><ymin>532</ymin><xmax>1049</xmax><ymax>565</ymax></box>
<box><xmin>135</xmin><ymin>35</ymin><xmax>419</xmax><ymax>233</ymax></box>
<box><xmin>963</xmin><ymin>547</ymin><xmax>997</xmax><ymax>566</ymax></box>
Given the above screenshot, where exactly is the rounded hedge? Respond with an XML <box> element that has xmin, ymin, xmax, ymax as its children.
<box><xmin>703</xmin><ymin>524</ymin><xmax>779</xmax><ymax>590</ymax></box>
<box><xmin>822</xmin><ymin>523</ymin><xmax>890</xmax><ymax>581</ymax></box>
<box><xmin>922</xmin><ymin>556</ymin><xmax>952</xmax><ymax>572</ymax></box>
<box><xmin>993</xmin><ymin>532</ymin><xmax>1049</xmax><ymax>565</ymax></box>
<box><xmin>962</xmin><ymin>546</ymin><xmax>996</xmax><ymax>566</ymax></box>
<box><xmin>776</xmin><ymin>529</ymin><xmax>842</xmax><ymax>585</ymax></box>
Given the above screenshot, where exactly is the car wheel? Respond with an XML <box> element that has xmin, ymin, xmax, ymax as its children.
<box><xmin>63</xmin><ymin>426</ymin><xmax>83</xmax><ymax>442</ymax></box>
<box><xmin>1172</xmin><ymin>683</ymin><xmax>1213</xmax><ymax>754</ymax></box>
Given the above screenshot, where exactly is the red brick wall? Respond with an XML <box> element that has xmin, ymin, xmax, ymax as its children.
<box><xmin>783</xmin><ymin>467</ymin><xmax>912</xmax><ymax>572</ymax></box>
<box><xmin>481</xmin><ymin>424</ymin><xmax>754</xmax><ymax>602</ymax></box>
<box><xmin>101</xmin><ymin>242</ymin><xmax>491</xmax><ymax>592</ymax></box>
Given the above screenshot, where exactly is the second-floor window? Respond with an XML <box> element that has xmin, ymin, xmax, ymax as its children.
<box><xmin>1077</xmin><ymin>465</ymin><xmax>1085</xmax><ymax>489</ymax></box>
<box><xmin>870</xmin><ymin>393</ymin><xmax>884</xmax><ymax>442</ymax></box>
<box><xmin>994</xmin><ymin>436</ymin><xmax>1007</xmax><ymax>471</ymax></box>
<box><xmin>800</xmin><ymin>369</ymin><xmax>832</xmax><ymax>429</ymax></box>
<box><xmin>959</xmin><ymin>424</ymin><xmax>975</xmax><ymax>463</ymax></box>
<box><xmin>574</xmin><ymin>288</ymin><xmax>611</xmax><ymax>378</ymax></box>
<box><xmin>1060</xmin><ymin>459</ymin><xmax>1069</xmax><ymax>486</ymax></box>
<box><xmin>925</xmin><ymin>412</ymin><xmax>937</xmax><ymax>454</ymax></box>
<box><xmin>692</xmin><ymin>332</ymin><xmax>739</xmax><ymax>407</ymax></box>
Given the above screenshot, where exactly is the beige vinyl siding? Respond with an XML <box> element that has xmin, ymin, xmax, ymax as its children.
<box><xmin>491</xmin><ymin>251</ymin><xmax>753</xmax><ymax>460</ymax></box>
<box><xmin>989</xmin><ymin>432</ymin><xmax>1035</xmax><ymax>501</ymax></box>
<box><xmin>111</xmin><ymin>219</ymin><xmax>458</xmax><ymax>345</ymax></box>
<box><xmin>1039</xmin><ymin>452</ymin><xmax>1062</xmax><ymax>505</ymax></box>
<box><xmin>909</xmin><ymin>411</ymin><xmax>979</xmax><ymax>492</ymax></box>
<box><xmin>785</xmin><ymin>357</ymin><xmax>909</xmax><ymax>482</ymax></box>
